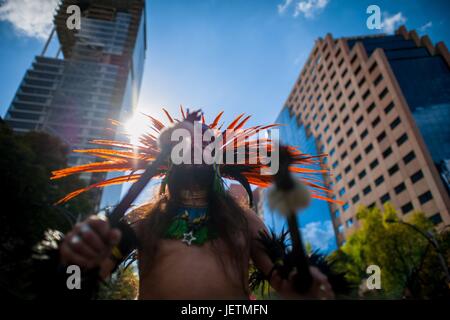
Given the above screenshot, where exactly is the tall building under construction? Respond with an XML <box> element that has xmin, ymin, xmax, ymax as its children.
<box><xmin>4</xmin><ymin>0</ymin><xmax>147</xmax><ymax>208</ymax></box>
<box><xmin>266</xmin><ymin>26</ymin><xmax>450</xmax><ymax>246</ymax></box>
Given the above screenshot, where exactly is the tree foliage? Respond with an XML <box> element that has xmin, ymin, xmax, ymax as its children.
<box><xmin>0</xmin><ymin>120</ymin><xmax>96</xmax><ymax>298</ymax></box>
<box><xmin>330</xmin><ymin>204</ymin><xmax>450</xmax><ymax>299</ymax></box>
<box><xmin>98</xmin><ymin>266</ymin><xmax>139</xmax><ymax>300</ymax></box>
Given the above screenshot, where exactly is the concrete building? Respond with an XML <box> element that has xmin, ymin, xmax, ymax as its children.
<box><xmin>4</xmin><ymin>0</ymin><xmax>147</xmax><ymax>209</ymax></box>
<box><xmin>273</xmin><ymin>26</ymin><xmax>450</xmax><ymax>245</ymax></box>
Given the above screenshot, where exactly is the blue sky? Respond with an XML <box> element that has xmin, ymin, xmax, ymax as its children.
<box><xmin>1</xmin><ymin>0</ymin><xmax>449</xmax><ymax>127</ymax></box>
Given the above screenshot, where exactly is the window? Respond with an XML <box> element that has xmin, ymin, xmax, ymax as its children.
<box><xmin>380</xmin><ymin>193</ymin><xmax>391</xmax><ymax>203</ymax></box>
<box><xmin>350</xmin><ymin>141</ymin><xmax>357</xmax><ymax>150</ymax></box>
<box><xmin>358</xmin><ymin>169</ymin><xmax>367</xmax><ymax>179</ymax></box>
<box><xmin>343</xmin><ymin>115</ymin><xmax>350</xmax><ymax>124</ymax></box>
<box><xmin>397</xmin><ymin>133</ymin><xmax>408</xmax><ymax>146</ymax></box>
<box><xmin>429</xmin><ymin>213</ymin><xmax>442</xmax><ymax>225</ymax></box>
<box><xmin>348</xmin><ymin>179</ymin><xmax>355</xmax><ymax>188</ymax></box>
<box><xmin>411</xmin><ymin>170</ymin><xmax>424</xmax><ymax>184</ymax></box>
<box><xmin>350</xmin><ymin>54</ymin><xmax>357</xmax><ymax>64</ymax></box>
<box><xmin>346</xmin><ymin>218</ymin><xmax>353</xmax><ymax>228</ymax></box>
<box><xmin>394</xmin><ymin>182</ymin><xmax>406</xmax><ymax>194</ymax></box>
<box><xmin>377</xmin><ymin>131</ymin><xmax>387</xmax><ymax>143</ymax></box>
<box><xmin>346</xmin><ymin>127</ymin><xmax>354</xmax><ymax>137</ymax></box>
<box><xmin>326</xmin><ymin>136</ymin><xmax>332</xmax><ymax>144</ymax></box>
<box><xmin>388</xmin><ymin>164</ymin><xmax>399</xmax><ymax>176</ymax></box>
<box><xmin>403</xmin><ymin>151</ymin><xmax>416</xmax><ymax>164</ymax></box>
<box><xmin>356</xmin><ymin>115</ymin><xmax>364</xmax><ymax>126</ymax></box>
<box><xmin>334</xmin><ymin>126</ymin><xmax>341</xmax><ymax>134</ymax></box>
<box><xmin>339</xmin><ymin>187</ymin><xmax>346</xmax><ymax>196</ymax></box>
<box><xmin>334</xmin><ymin>210</ymin><xmax>340</xmax><ymax>218</ymax></box>
<box><xmin>343</xmin><ymin>203</ymin><xmax>349</xmax><ymax>211</ymax></box>
<box><xmin>354</xmin><ymin>154</ymin><xmax>362</xmax><ymax>164</ymax></box>
<box><xmin>344</xmin><ymin>165</ymin><xmax>352</xmax><ymax>174</ymax></box>
<box><xmin>332</xmin><ymin>81</ymin><xmax>338</xmax><ymax>90</ymax></box>
<box><xmin>345</xmin><ymin>79</ymin><xmax>351</xmax><ymax>89</ymax></box>
<box><xmin>355</xmin><ymin>65</ymin><xmax>362</xmax><ymax>76</ymax></box>
<box><xmin>401</xmin><ymin>202</ymin><xmax>413</xmax><ymax>214</ymax></box>
<box><xmin>372</xmin><ymin>116</ymin><xmax>381</xmax><ymax>128</ymax></box>
<box><xmin>341</xmin><ymin>68</ymin><xmax>347</xmax><ymax>77</ymax></box>
<box><xmin>360</xmin><ymin>129</ymin><xmax>369</xmax><ymax>140</ymax></box>
<box><xmin>332</xmin><ymin>161</ymin><xmax>339</xmax><ymax>169</ymax></box>
<box><xmin>363</xmin><ymin>185</ymin><xmax>372</xmax><ymax>195</ymax></box>
<box><xmin>384</xmin><ymin>101</ymin><xmax>394</xmax><ymax>114</ymax></box>
<box><xmin>338</xmin><ymin>224</ymin><xmax>344</xmax><ymax>233</ymax></box>
<box><xmin>330</xmin><ymin>148</ymin><xmax>336</xmax><ymax>156</ymax></box>
<box><xmin>367</xmin><ymin>102</ymin><xmax>376</xmax><ymax>113</ymax></box>
<box><xmin>327</xmin><ymin>103</ymin><xmax>333</xmax><ymax>112</ymax></box>
<box><xmin>362</xmin><ymin>90</ymin><xmax>370</xmax><ymax>100</ymax></box>
<box><xmin>373</xmin><ymin>74</ymin><xmax>383</xmax><ymax>86</ymax></box>
<box><xmin>390</xmin><ymin>117</ymin><xmax>401</xmax><ymax>130</ymax></box>
<box><xmin>352</xmin><ymin>194</ymin><xmax>360</xmax><ymax>204</ymax></box>
<box><xmin>352</xmin><ymin>103</ymin><xmax>360</xmax><ymax>113</ymax></box>
<box><xmin>335</xmin><ymin>173</ymin><xmax>342</xmax><ymax>182</ymax></box>
<box><xmin>336</xmin><ymin>92</ymin><xmax>343</xmax><ymax>101</ymax></box>
<box><xmin>358</xmin><ymin>77</ymin><xmax>366</xmax><ymax>88</ymax></box>
<box><xmin>365</xmin><ymin>143</ymin><xmax>374</xmax><ymax>154</ymax></box>
<box><xmin>341</xmin><ymin>151</ymin><xmax>348</xmax><ymax>160</ymax></box>
<box><xmin>348</xmin><ymin>91</ymin><xmax>355</xmax><ymax>100</ymax></box>
<box><xmin>331</xmin><ymin>114</ymin><xmax>337</xmax><ymax>123</ymax></box>
<box><xmin>379</xmin><ymin>87</ymin><xmax>389</xmax><ymax>100</ymax></box>
<box><xmin>370</xmin><ymin>159</ymin><xmax>379</xmax><ymax>170</ymax></box>
<box><xmin>339</xmin><ymin>103</ymin><xmax>346</xmax><ymax>112</ymax></box>
<box><xmin>369</xmin><ymin>62</ymin><xmax>377</xmax><ymax>73</ymax></box>
<box><xmin>418</xmin><ymin>191</ymin><xmax>433</xmax><ymax>204</ymax></box>
<box><xmin>382</xmin><ymin>147</ymin><xmax>393</xmax><ymax>159</ymax></box>
<box><xmin>338</xmin><ymin>138</ymin><xmax>344</xmax><ymax>147</ymax></box>
<box><xmin>375</xmin><ymin>175</ymin><xmax>384</xmax><ymax>186</ymax></box>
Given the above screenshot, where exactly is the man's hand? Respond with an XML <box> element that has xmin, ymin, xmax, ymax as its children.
<box><xmin>274</xmin><ymin>266</ymin><xmax>335</xmax><ymax>299</ymax></box>
<box><xmin>60</xmin><ymin>216</ymin><xmax>121</xmax><ymax>269</ymax></box>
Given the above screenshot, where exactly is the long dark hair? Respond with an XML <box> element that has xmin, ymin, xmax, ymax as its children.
<box><xmin>129</xmin><ymin>164</ymin><xmax>251</xmax><ymax>294</ymax></box>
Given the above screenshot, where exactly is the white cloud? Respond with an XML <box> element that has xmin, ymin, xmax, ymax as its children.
<box><xmin>381</xmin><ymin>12</ymin><xmax>407</xmax><ymax>34</ymax></box>
<box><xmin>277</xmin><ymin>0</ymin><xmax>293</xmax><ymax>15</ymax></box>
<box><xmin>293</xmin><ymin>0</ymin><xmax>329</xmax><ymax>19</ymax></box>
<box><xmin>301</xmin><ymin>220</ymin><xmax>335</xmax><ymax>252</ymax></box>
<box><xmin>419</xmin><ymin>21</ymin><xmax>432</xmax><ymax>32</ymax></box>
<box><xmin>0</xmin><ymin>0</ymin><xmax>59</xmax><ymax>40</ymax></box>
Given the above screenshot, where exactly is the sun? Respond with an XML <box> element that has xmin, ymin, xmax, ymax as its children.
<box><xmin>124</xmin><ymin>113</ymin><xmax>150</xmax><ymax>145</ymax></box>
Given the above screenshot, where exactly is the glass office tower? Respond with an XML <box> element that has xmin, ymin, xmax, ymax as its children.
<box><xmin>270</xmin><ymin>25</ymin><xmax>450</xmax><ymax>245</ymax></box>
<box><xmin>4</xmin><ymin>0</ymin><xmax>147</xmax><ymax>209</ymax></box>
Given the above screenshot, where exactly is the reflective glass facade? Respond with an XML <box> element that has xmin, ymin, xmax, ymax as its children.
<box><xmin>262</xmin><ymin>107</ymin><xmax>337</xmax><ymax>254</ymax></box>
<box><xmin>348</xmin><ymin>35</ymin><xmax>450</xmax><ymax>165</ymax></box>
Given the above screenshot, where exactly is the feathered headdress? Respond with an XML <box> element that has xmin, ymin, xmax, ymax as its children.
<box><xmin>51</xmin><ymin>107</ymin><xmax>340</xmax><ymax>206</ymax></box>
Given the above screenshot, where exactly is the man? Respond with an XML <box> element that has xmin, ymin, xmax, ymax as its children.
<box><xmin>53</xmin><ymin>109</ymin><xmax>335</xmax><ymax>299</ymax></box>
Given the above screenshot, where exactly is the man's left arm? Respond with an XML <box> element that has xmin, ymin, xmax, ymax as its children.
<box><xmin>245</xmin><ymin>210</ymin><xmax>334</xmax><ymax>299</ymax></box>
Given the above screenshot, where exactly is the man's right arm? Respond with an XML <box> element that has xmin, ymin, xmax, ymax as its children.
<box><xmin>59</xmin><ymin>215</ymin><xmax>122</xmax><ymax>278</ymax></box>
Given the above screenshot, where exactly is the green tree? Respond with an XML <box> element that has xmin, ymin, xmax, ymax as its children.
<box><xmin>330</xmin><ymin>204</ymin><xmax>450</xmax><ymax>299</ymax></box>
<box><xmin>0</xmin><ymin>120</ymin><xmax>96</xmax><ymax>298</ymax></box>
<box><xmin>98</xmin><ymin>266</ymin><xmax>139</xmax><ymax>300</ymax></box>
